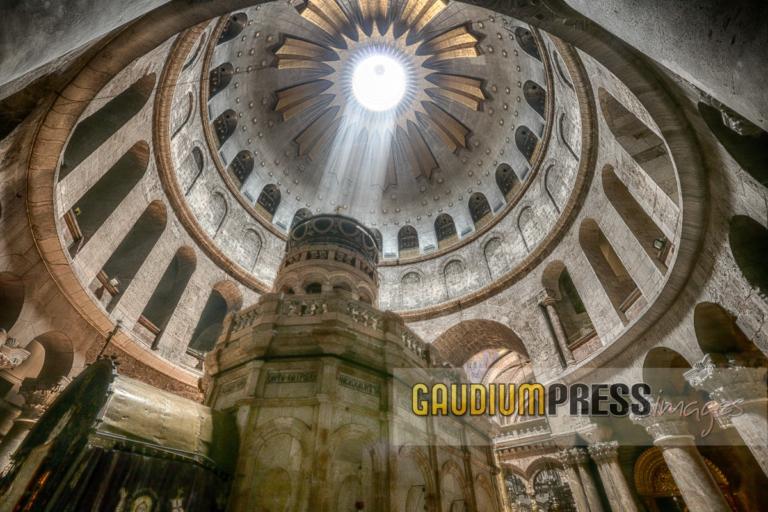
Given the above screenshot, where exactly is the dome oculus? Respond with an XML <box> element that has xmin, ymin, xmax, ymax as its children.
<box><xmin>352</xmin><ymin>54</ymin><xmax>407</xmax><ymax>112</ymax></box>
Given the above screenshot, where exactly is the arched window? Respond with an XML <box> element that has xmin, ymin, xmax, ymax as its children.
<box><xmin>602</xmin><ymin>165</ymin><xmax>670</xmax><ymax>272</ymax></box>
<box><xmin>140</xmin><ymin>247</ymin><xmax>196</xmax><ymax>349</ymax></box>
<box><xmin>187</xmin><ymin>287</ymin><xmax>237</xmax><ymax>356</ymax></box>
<box><xmin>0</xmin><ymin>272</ymin><xmax>24</xmax><ymax>332</ymax></box>
<box><xmin>371</xmin><ymin>229</ymin><xmax>383</xmax><ymax>252</ymax></box>
<box><xmin>469</xmin><ymin>192</ymin><xmax>491</xmax><ymax>227</ymax></box>
<box><xmin>291</xmin><ymin>208</ymin><xmax>312</xmax><ymax>229</ymax></box>
<box><xmin>533</xmin><ymin>467</ymin><xmax>576</xmax><ymax>511</ymax></box>
<box><xmin>434</xmin><ymin>213</ymin><xmax>457</xmax><ymax>247</ymax></box>
<box><xmin>91</xmin><ymin>201</ymin><xmax>167</xmax><ymax>312</ymax></box>
<box><xmin>398</xmin><ymin>225</ymin><xmax>419</xmax><ymax>256</ymax></box>
<box><xmin>305</xmin><ymin>282</ymin><xmax>322</xmax><ymax>294</ymax></box>
<box><xmin>495</xmin><ymin>164</ymin><xmax>520</xmax><ymax>200</ymax></box>
<box><xmin>579</xmin><ymin>219</ymin><xmax>642</xmax><ymax>322</ymax></box>
<box><xmin>59</xmin><ymin>73</ymin><xmax>155</xmax><ymax>181</ymax></box>
<box><xmin>209</xmin><ymin>62</ymin><xmax>234</xmax><ymax>98</ymax></box>
<box><xmin>217</xmin><ymin>13</ymin><xmax>247</xmax><ymax>45</ymax></box>
<box><xmin>599</xmin><ymin>88</ymin><xmax>678</xmax><ymax>203</ymax></box>
<box><xmin>514</xmin><ymin>27</ymin><xmax>540</xmax><ymax>60</ymax></box>
<box><xmin>227</xmin><ymin>150</ymin><xmax>254</xmax><ymax>187</ymax></box>
<box><xmin>523</xmin><ymin>80</ymin><xmax>546</xmax><ymax>117</ymax></box>
<box><xmin>698</xmin><ymin>102</ymin><xmax>768</xmax><ymax>186</ymax></box>
<box><xmin>257</xmin><ymin>184</ymin><xmax>281</xmax><ymax>217</ymax></box>
<box><xmin>729</xmin><ymin>215</ymin><xmax>768</xmax><ymax>297</ymax></box>
<box><xmin>515</xmin><ymin>126</ymin><xmax>538</xmax><ymax>163</ymax></box>
<box><xmin>505</xmin><ymin>474</ymin><xmax>528</xmax><ymax>510</ymax></box>
<box><xmin>66</xmin><ymin>141</ymin><xmax>150</xmax><ymax>255</ymax></box>
<box><xmin>542</xmin><ymin>261</ymin><xmax>597</xmax><ymax>348</ymax></box>
<box><xmin>212</xmin><ymin>109</ymin><xmax>238</xmax><ymax>147</ymax></box>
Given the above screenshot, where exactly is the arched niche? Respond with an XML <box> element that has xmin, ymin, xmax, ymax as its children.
<box><xmin>291</xmin><ymin>208</ymin><xmax>312</xmax><ymax>229</ymax></box>
<box><xmin>517</xmin><ymin>206</ymin><xmax>541</xmax><ymax>251</ymax></box>
<box><xmin>400</xmin><ymin>271</ymin><xmax>422</xmax><ymax>308</ymax></box>
<box><xmin>495</xmin><ymin>163</ymin><xmax>521</xmax><ymax>201</ymax></box>
<box><xmin>602</xmin><ymin>164</ymin><xmax>670</xmax><ymax>272</ymax></box>
<box><xmin>59</xmin><ymin>73</ymin><xmax>155</xmax><ymax>181</ymax></box>
<box><xmin>181</xmin><ymin>146</ymin><xmax>205</xmax><ymax>195</ymax></box>
<box><xmin>443</xmin><ymin>259</ymin><xmax>469</xmax><ymax>298</ymax></box>
<box><xmin>0</xmin><ymin>272</ymin><xmax>24</xmax><ymax>333</ymax></box>
<box><xmin>187</xmin><ymin>281</ymin><xmax>242</xmax><ymax>356</ymax></box>
<box><xmin>29</xmin><ymin>331</ymin><xmax>74</xmax><ymax>383</ymax></box>
<box><xmin>514</xmin><ymin>26</ymin><xmax>541</xmax><ymax>60</ymax></box>
<box><xmin>171</xmin><ymin>91</ymin><xmax>194</xmax><ymax>138</ymax></box>
<box><xmin>544</xmin><ymin>164</ymin><xmax>567</xmax><ymax>213</ymax></box>
<box><xmin>139</xmin><ymin>246</ymin><xmax>197</xmax><ymax>348</ymax></box>
<box><xmin>515</xmin><ymin>126</ymin><xmax>538</xmax><ymax>163</ymax></box>
<box><xmin>398</xmin><ymin>225</ymin><xmax>419</xmax><ymax>257</ymax></box>
<box><xmin>523</xmin><ymin>80</ymin><xmax>546</xmax><ymax>118</ymax></box>
<box><xmin>469</xmin><ymin>192</ymin><xmax>492</xmax><ymax>228</ymax></box>
<box><xmin>435</xmin><ymin>213</ymin><xmax>458</xmax><ymax>248</ymax></box>
<box><xmin>698</xmin><ymin>102</ymin><xmax>768</xmax><ymax>187</ymax></box>
<box><xmin>212</xmin><ymin>109</ymin><xmax>237</xmax><ymax>147</ymax></box>
<box><xmin>236</xmin><ymin>228</ymin><xmax>262</xmax><ymax>271</ymax></box>
<box><xmin>729</xmin><ymin>215</ymin><xmax>768</xmax><ymax>298</ymax></box>
<box><xmin>209</xmin><ymin>62</ymin><xmax>234</xmax><ymax>98</ymax></box>
<box><xmin>227</xmin><ymin>150</ymin><xmax>254</xmax><ymax>188</ymax></box>
<box><xmin>91</xmin><ymin>200</ymin><xmax>167</xmax><ymax>312</ymax></box>
<box><xmin>217</xmin><ymin>13</ymin><xmax>247</xmax><ymax>45</ymax></box>
<box><xmin>205</xmin><ymin>191</ymin><xmax>228</xmax><ymax>237</ymax></box>
<box><xmin>505</xmin><ymin>473</ymin><xmax>528</xmax><ymax>510</ymax></box>
<box><xmin>483</xmin><ymin>237</ymin><xmax>506</xmax><ymax>279</ymax></box>
<box><xmin>256</xmin><ymin>184</ymin><xmax>281</xmax><ymax>218</ymax></box>
<box><xmin>579</xmin><ymin>218</ymin><xmax>642</xmax><ymax>323</ymax></box>
<box><xmin>532</xmin><ymin>466</ymin><xmax>576</xmax><ymax>511</ymax></box>
<box><xmin>598</xmin><ymin>88</ymin><xmax>678</xmax><ymax>204</ymax></box>
<box><xmin>694</xmin><ymin>302</ymin><xmax>767</xmax><ymax>359</ymax></box>
<box><xmin>542</xmin><ymin>261</ymin><xmax>597</xmax><ymax>350</ymax></box>
<box><xmin>66</xmin><ymin>140</ymin><xmax>150</xmax><ymax>255</ymax></box>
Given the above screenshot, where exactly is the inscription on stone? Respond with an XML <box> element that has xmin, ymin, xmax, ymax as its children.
<box><xmin>267</xmin><ymin>371</ymin><xmax>317</xmax><ymax>384</ymax></box>
<box><xmin>338</xmin><ymin>373</ymin><xmax>380</xmax><ymax>396</ymax></box>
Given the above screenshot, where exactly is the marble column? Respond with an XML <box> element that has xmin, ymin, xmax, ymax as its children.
<box><xmin>0</xmin><ymin>378</ymin><xmax>69</xmax><ymax>471</ymax></box>
<box><xmin>540</xmin><ymin>295</ymin><xmax>576</xmax><ymax>367</ymax></box>
<box><xmin>587</xmin><ymin>441</ymin><xmax>639</xmax><ymax>512</ymax></box>
<box><xmin>570</xmin><ymin>448</ymin><xmax>604</xmax><ymax>512</ymax></box>
<box><xmin>557</xmin><ymin>449</ymin><xmax>591</xmax><ymax>512</ymax></box>
<box><xmin>685</xmin><ymin>352</ymin><xmax>768</xmax><ymax>477</ymax></box>
<box><xmin>632</xmin><ymin>405</ymin><xmax>730</xmax><ymax>512</ymax></box>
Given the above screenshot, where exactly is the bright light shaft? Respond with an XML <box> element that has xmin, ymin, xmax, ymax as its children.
<box><xmin>352</xmin><ymin>54</ymin><xmax>407</xmax><ymax>112</ymax></box>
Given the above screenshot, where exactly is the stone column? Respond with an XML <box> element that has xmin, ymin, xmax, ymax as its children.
<box><xmin>685</xmin><ymin>352</ymin><xmax>768</xmax><ymax>477</ymax></box>
<box><xmin>632</xmin><ymin>407</ymin><xmax>730</xmax><ymax>512</ymax></box>
<box><xmin>570</xmin><ymin>448</ymin><xmax>604</xmax><ymax>512</ymax></box>
<box><xmin>0</xmin><ymin>378</ymin><xmax>69</xmax><ymax>471</ymax></box>
<box><xmin>539</xmin><ymin>295</ymin><xmax>575</xmax><ymax>367</ymax></box>
<box><xmin>587</xmin><ymin>441</ymin><xmax>639</xmax><ymax>512</ymax></box>
<box><xmin>556</xmin><ymin>449</ymin><xmax>591</xmax><ymax>512</ymax></box>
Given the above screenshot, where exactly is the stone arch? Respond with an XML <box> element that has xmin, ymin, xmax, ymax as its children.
<box><xmin>579</xmin><ymin>218</ymin><xmax>641</xmax><ymax>322</ymax></box>
<box><xmin>483</xmin><ymin>236</ymin><xmax>506</xmax><ymax>279</ymax></box>
<box><xmin>544</xmin><ymin>164</ymin><xmax>567</xmax><ymax>213</ymax></box>
<box><xmin>91</xmin><ymin>200</ymin><xmax>167</xmax><ymax>312</ymax></box>
<box><xmin>205</xmin><ymin>190</ymin><xmax>228</xmax><ymax>237</ymax></box>
<box><xmin>291</xmin><ymin>208</ymin><xmax>312</xmax><ymax>229</ymax></box>
<box><xmin>542</xmin><ymin>261</ymin><xmax>596</xmax><ymax>347</ymax></box>
<box><xmin>0</xmin><ymin>272</ymin><xmax>24</xmax><ymax>333</ymax></box>
<box><xmin>187</xmin><ymin>281</ymin><xmax>242</xmax><ymax>355</ymax></box>
<box><xmin>256</xmin><ymin>184</ymin><xmax>281</xmax><ymax>218</ymax></box>
<box><xmin>729</xmin><ymin>215</ymin><xmax>768</xmax><ymax>297</ymax></box>
<box><xmin>209</xmin><ymin>62</ymin><xmax>234</xmax><ymax>98</ymax></box>
<box><xmin>400</xmin><ymin>271</ymin><xmax>423</xmax><ymax>308</ymax></box>
<box><xmin>495</xmin><ymin>163</ymin><xmax>521</xmax><ymax>201</ymax></box>
<box><xmin>139</xmin><ymin>246</ymin><xmax>197</xmax><ymax>348</ymax></box>
<box><xmin>515</xmin><ymin>125</ymin><xmax>538</xmax><ymax>163</ymax></box>
<box><xmin>441</xmin><ymin>458</ymin><xmax>470</xmax><ymax>512</ymax></box>
<box><xmin>514</xmin><ymin>26</ymin><xmax>540</xmax><ymax>60</ymax></box>
<box><xmin>469</xmin><ymin>192</ymin><xmax>492</xmax><ymax>227</ymax></box>
<box><xmin>435</xmin><ymin>213</ymin><xmax>458</xmax><ymax>247</ymax></box>
<box><xmin>443</xmin><ymin>259</ymin><xmax>469</xmax><ymax>298</ymax></box>
<box><xmin>517</xmin><ymin>205</ymin><xmax>540</xmax><ymax>251</ymax></box>
<box><xmin>171</xmin><ymin>90</ymin><xmax>194</xmax><ymax>138</ymax></box>
<box><xmin>504</xmin><ymin>471</ymin><xmax>528</xmax><ymax>510</ymax></box>
<box><xmin>29</xmin><ymin>331</ymin><xmax>74</xmax><ymax>383</ymax></box>
<box><xmin>237</xmin><ymin>227</ymin><xmax>262</xmax><ymax>271</ymax></box>
<box><xmin>432</xmin><ymin>320</ymin><xmax>529</xmax><ymax>367</ymax></box>
<box><xmin>698</xmin><ymin>102</ymin><xmax>768</xmax><ymax>186</ymax></box>
<box><xmin>598</xmin><ymin>88</ymin><xmax>678</xmax><ymax>203</ymax></box>
<box><xmin>531</xmin><ymin>463</ymin><xmax>576</xmax><ymax>510</ymax></box>
<box><xmin>182</xmin><ymin>145</ymin><xmax>205</xmax><ymax>195</ymax></box>
<box><xmin>212</xmin><ymin>109</ymin><xmax>237</xmax><ymax>147</ymax></box>
<box><xmin>396</xmin><ymin>446</ymin><xmax>435</xmax><ymax>512</ymax></box>
<box><xmin>227</xmin><ymin>150</ymin><xmax>254</xmax><ymax>188</ymax></box>
<box><xmin>217</xmin><ymin>12</ymin><xmax>247</xmax><ymax>45</ymax></box>
<box><xmin>58</xmin><ymin>73</ymin><xmax>155</xmax><ymax>181</ymax></box>
<box><xmin>328</xmin><ymin>424</ymin><xmax>379</xmax><ymax>510</ymax></box>
<box><xmin>602</xmin><ymin>164</ymin><xmax>669</xmax><ymax>272</ymax></box>
<box><xmin>66</xmin><ymin>140</ymin><xmax>150</xmax><ymax>255</ymax></box>
<box><xmin>642</xmin><ymin>347</ymin><xmax>692</xmax><ymax>396</ymax></box>
<box><xmin>474</xmin><ymin>474</ymin><xmax>496</xmax><ymax>512</ymax></box>
<box><xmin>523</xmin><ymin>80</ymin><xmax>546</xmax><ymax>117</ymax></box>
<box><xmin>693</xmin><ymin>302</ymin><xmax>766</xmax><ymax>358</ymax></box>
<box><xmin>398</xmin><ymin>225</ymin><xmax>419</xmax><ymax>257</ymax></box>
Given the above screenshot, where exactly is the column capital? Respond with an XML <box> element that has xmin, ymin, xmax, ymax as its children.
<box><xmin>684</xmin><ymin>353</ymin><xmax>768</xmax><ymax>404</ymax></box>
<box><xmin>556</xmin><ymin>448</ymin><xmax>578</xmax><ymax>467</ymax></box>
<box><xmin>587</xmin><ymin>441</ymin><xmax>619</xmax><ymax>463</ymax></box>
<box><xmin>630</xmin><ymin>401</ymin><xmax>694</xmax><ymax>446</ymax></box>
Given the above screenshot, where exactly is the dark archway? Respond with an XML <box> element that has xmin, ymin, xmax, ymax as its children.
<box><xmin>496</xmin><ymin>163</ymin><xmax>521</xmax><ymax>200</ymax></box>
<box><xmin>187</xmin><ymin>282</ymin><xmax>241</xmax><ymax>356</ymax></box>
<box><xmin>257</xmin><ymin>184</ymin><xmax>281</xmax><ymax>217</ymax></box>
<box><xmin>514</xmin><ymin>27</ymin><xmax>541</xmax><ymax>60</ymax></box>
<box><xmin>469</xmin><ymin>192</ymin><xmax>492</xmax><ymax>227</ymax></box>
<box><xmin>523</xmin><ymin>80</ymin><xmax>546</xmax><ymax>117</ymax></box>
<box><xmin>209</xmin><ymin>62</ymin><xmax>234</xmax><ymax>98</ymax></box>
<box><xmin>217</xmin><ymin>13</ymin><xmax>247</xmax><ymax>45</ymax></box>
<box><xmin>0</xmin><ymin>272</ymin><xmax>24</xmax><ymax>332</ymax></box>
<box><xmin>434</xmin><ymin>213</ymin><xmax>457</xmax><ymax>247</ymax></box>
<box><xmin>515</xmin><ymin>126</ymin><xmax>538</xmax><ymax>163</ymax></box>
<box><xmin>729</xmin><ymin>215</ymin><xmax>768</xmax><ymax>297</ymax></box>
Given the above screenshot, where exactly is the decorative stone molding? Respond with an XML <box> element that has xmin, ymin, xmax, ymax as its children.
<box><xmin>684</xmin><ymin>353</ymin><xmax>768</xmax><ymax>405</ymax></box>
<box><xmin>0</xmin><ymin>331</ymin><xmax>30</xmax><ymax>370</ymax></box>
<box><xmin>630</xmin><ymin>400</ymin><xmax>695</xmax><ymax>445</ymax></box>
<box><xmin>587</xmin><ymin>441</ymin><xmax>619</xmax><ymax>463</ymax></box>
